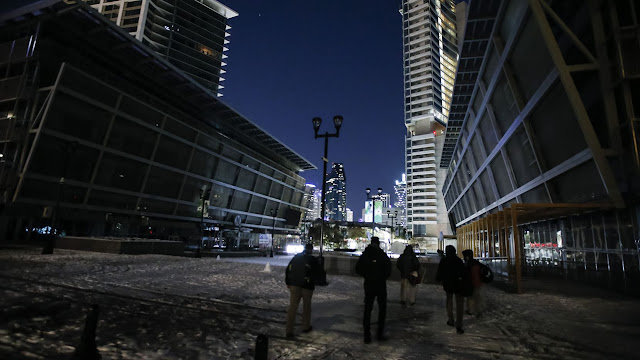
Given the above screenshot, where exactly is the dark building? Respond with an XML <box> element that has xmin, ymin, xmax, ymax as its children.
<box><xmin>0</xmin><ymin>0</ymin><xmax>315</xmax><ymax>244</ymax></box>
<box><xmin>442</xmin><ymin>0</ymin><xmax>640</xmax><ymax>292</ymax></box>
<box><xmin>325</xmin><ymin>163</ymin><xmax>346</xmax><ymax>222</ymax></box>
<box><xmin>83</xmin><ymin>0</ymin><xmax>237</xmax><ymax>96</ymax></box>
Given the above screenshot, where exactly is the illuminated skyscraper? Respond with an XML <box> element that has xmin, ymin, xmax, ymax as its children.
<box><xmin>325</xmin><ymin>163</ymin><xmax>347</xmax><ymax>221</ymax></box>
<box><xmin>401</xmin><ymin>0</ymin><xmax>458</xmax><ymax>247</ymax></box>
<box><xmin>394</xmin><ymin>174</ymin><xmax>407</xmax><ymax>226</ymax></box>
<box><xmin>83</xmin><ymin>0</ymin><xmax>237</xmax><ymax>96</ymax></box>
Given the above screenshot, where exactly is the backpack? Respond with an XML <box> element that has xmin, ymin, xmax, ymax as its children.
<box><xmin>480</xmin><ymin>263</ymin><xmax>494</xmax><ymax>284</ymax></box>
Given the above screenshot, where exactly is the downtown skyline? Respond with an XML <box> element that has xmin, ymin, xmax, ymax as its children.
<box><xmin>221</xmin><ymin>0</ymin><xmax>407</xmax><ymax>213</ymax></box>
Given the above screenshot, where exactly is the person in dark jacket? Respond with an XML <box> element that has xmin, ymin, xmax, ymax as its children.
<box><xmin>435</xmin><ymin>245</ymin><xmax>470</xmax><ymax>334</ymax></box>
<box><xmin>356</xmin><ymin>236</ymin><xmax>392</xmax><ymax>344</ymax></box>
<box><xmin>396</xmin><ymin>244</ymin><xmax>420</xmax><ymax>307</ymax></box>
<box><xmin>285</xmin><ymin>243</ymin><xmax>321</xmax><ymax>338</ymax></box>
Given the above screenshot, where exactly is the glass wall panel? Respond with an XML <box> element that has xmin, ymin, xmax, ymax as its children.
<box><xmin>119</xmin><ymin>96</ymin><xmax>163</xmax><ymax>126</ymax></box>
<box><xmin>491</xmin><ymin>74</ymin><xmax>519</xmax><ymax>135</ymax></box>
<box><xmin>211</xmin><ymin>186</ymin><xmax>233</xmax><ymax>208</ymax></box>
<box><xmin>60</xmin><ymin>67</ymin><xmax>119</xmax><ymax>107</ymax></box>
<box><xmin>45</xmin><ymin>92</ymin><xmax>111</xmax><ymax>144</ymax></box>
<box><xmin>30</xmin><ymin>135</ymin><xmax>99</xmax><ymax>182</ymax></box>
<box><xmin>189</xmin><ymin>148</ymin><xmax>218</xmax><ymax>178</ymax></box>
<box><xmin>529</xmin><ymin>82</ymin><xmax>587</xmax><ymax>168</ymax></box>
<box><xmin>88</xmin><ymin>189</ymin><xmax>138</xmax><ymax>210</ymax></box>
<box><xmin>236</xmin><ymin>169</ymin><xmax>256</xmax><ymax>191</ymax></box>
<box><xmin>214</xmin><ymin>159</ymin><xmax>238</xmax><ymax>185</ymax></box>
<box><xmin>144</xmin><ymin>166</ymin><xmax>182</xmax><ymax>199</ymax></box>
<box><xmin>249</xmin><ymin>196</ymin><xmax>266</xmax><ymax>215</ymax></box>
<box><xmin>164</xmin><ymin>118</ymin><xmax>197</xmax><ymax>142</ymax></box>
<box><xmin>509</xmin><ymin>16</ymin><xmax>555</xmax><ymax>102</ymax></box>
<box><xmin>95</xmin><ymin>152</ymin><xmax>147</xmax><ymax>192</ymax></box>
<box><xmin>254</xmin><ymin>176</ymin><xmax>271</xmax><ymax>196</ymax></box>
<box><xmin>547</xmin><ymin>160</ymin><xmax>607</xmax><ymax>203</ymax></box>
<box><xmin>107</xmin><ymin>116</ymin><xmax>157</xmax><ymax>159</ymax></box>
<box><xmin>230</xmin><ymin>190</ymin><xmax>250</xmax><ymax>212</ymax></box>
<box><xmin>180</xmin><ymin>176</ymin><xmax>208</xmax><ymax>202</ymax></box>
<box><xmin>154</xmin><ymin>135</ymin><xmax>191</xmax><ymax>171</ymax></box>
<box><xmin>505</xmin><ymin>125</ymin><xmax>540</xmax><ymax>186</ymax></box>
<box><xmin>139</xmin><ymin>197</ymin><xmax>175</xmax><ymax>215</ymax></box>
<box><xmin>490</xmin><ymin>155</ymin><xmax>513</xmax><ymax>197</ymax></box>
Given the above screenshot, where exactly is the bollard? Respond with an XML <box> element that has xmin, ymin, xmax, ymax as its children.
<box><xmin>42</xmin><ymin>234</ymin><xmax>55</xmax><ymax>255</ymax></box>
<box><xmin>254</xmin><ymin>334</ymin><xmax>268</xmax><ymax>360</ymax></box>
<box><xmin>74</xmin><ymin>304</ymin><xmax>101</xmax><ymax>360</ymax></box>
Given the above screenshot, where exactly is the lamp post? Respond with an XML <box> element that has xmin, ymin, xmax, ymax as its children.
<box><xmin>270</xmin><ymin>208</ymin><xmax>276</xmax><ymax>257</ymax></box>
<box><xmin>312</xmin><ymin>115</ymin><xmax>343</xmax><ymax>286</ymax></box>
<box><xmin>365</xmin><ymin>187</ymin><xmax>383</xmax><ymax>242</ymax></box>
<box><xmin>387</xmin><ymin>210</ymin><xmax>398</xmax><ymax>241</ymax></box>
<box><xmin>197</xmin><ymin>185</ymin><xmax>210</xmax><ymax>259</ymax></box>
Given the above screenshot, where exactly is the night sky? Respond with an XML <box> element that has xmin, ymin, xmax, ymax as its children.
<box><xmin>221</xmin><ymin>0</ymin><xmax>406</xmax><ymax>216</ymax></box>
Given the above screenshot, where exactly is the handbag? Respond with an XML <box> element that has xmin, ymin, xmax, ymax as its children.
<box><xmin>408</xmin><ymin>271</ymin><xmax>420</xmax><ymax>286</ymax></box>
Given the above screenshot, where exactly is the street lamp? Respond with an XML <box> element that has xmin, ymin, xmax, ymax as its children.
<box><xmin>270</xmin><ymin>208</ymin><xmax>276</xmax><ymax>257</ymax></box>
<box><xmin>387</xmin><ymin>210</ymin><xmax>398</xmax><ymax>241</ymax></box>
<box><xmin>365</xmin><ymin>187</ymin><xmax>383</xmax><ymax>241</ymax></box>
<box><xmin>312</xmin><ymin>115</ymin><xmax>343</xmax><ymax>285</ymax></box>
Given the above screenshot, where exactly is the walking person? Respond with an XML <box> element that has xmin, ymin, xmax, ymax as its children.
<box><xmin>435</xmin><ymin>245</ymin><xmax>471</xmax><ymax>334</ymax></box>
<box><xmin>462</xmin><ymin>249</ymin><xmax>485</xmax><ymax>317</ymax></box>
<box><xmin>285</xmin><ymin>243</ymin><xmax>321</xmax><ymax>338</ymax></box>
<box><xmin>356</xmin><ymin>236</ymin><xmax>391</xmax><ymax>344</ymax></box>
<box><xmin>396</xmin><ymin>244</ymin><xmax>420</xmax><ymax>307</ymax></box>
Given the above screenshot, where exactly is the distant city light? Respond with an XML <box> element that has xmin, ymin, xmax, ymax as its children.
<box><xmin>286</xmin><ymin>244</ymin><xmax>304</xmax><ymax>254</ymax></box>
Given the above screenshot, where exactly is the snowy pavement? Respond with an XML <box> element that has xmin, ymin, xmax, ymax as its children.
<box><xmin>0</xmin><ymin>248</ymin><xmax>638</xmax><ymax>359</ymax></box>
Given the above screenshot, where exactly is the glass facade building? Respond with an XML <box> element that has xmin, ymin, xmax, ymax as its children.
<box><xmin>442</xmin><ymin>0</ymin><xmax>640</xmax><ymax>291</ymax></box>
<box><xmin>401</xmin><ymin>0</ymin><xmax>459</xmax><ymax>246</ymax></box>
<box><xmin>325</xmin><ymin>163</ymin><xmax>346</xmax><ymax>222</ymax></box>
<box><xmin>0</xmin><ymin>1</ymin><xmax>314</xmax><ymax>243</ymax></box>
<box><xmin>83</xmin><ymin>0</ymin><xmax>237</xmax><ymax>96</ymax></box>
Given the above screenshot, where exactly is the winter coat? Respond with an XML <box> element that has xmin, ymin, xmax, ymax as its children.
<box><xmin>435</xmin><ymin>251</ymin><xmax>471</xmax><ymax>296</ymax></box>
<box><xmin>467</xmin><ymin>259</ymin><xmax>484</xmax><ymax>288</ymax></box>
<box><xmin>285</xmin><ymin>252</ymin><xmax>321</xmax><ymax>291</ymax></box>
<box><xmin>356</xmin><ymin>245</ymin><xmax>391</xmax><ymax>287</ymax></box>
<box><xmin>396</xmin><ymin>250</ymin><xmax>420</xmax><ymax>279</ymax></box>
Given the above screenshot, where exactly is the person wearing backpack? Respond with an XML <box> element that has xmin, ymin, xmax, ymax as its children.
<box><xmin>435</xmin><ymin>245</ymin><xmax>470</xmax><ymax>334</ymax></box>
<box><xmin>462</xmin><ymin>249</ymin><xmax>485</xmax><ymax>317</ymax></box>
<box><xmin>396</xmin><ymin>244</ymin><xmax>420</xmax><ymax>307</ymax></box>
<box><xmin>285</xmin><ymin>243</ymin><xmax>321</xmax><ymax>338</ymax></box>
<box><xmin>356</xmin><ymin>236</ymin><xmax>392</xmax><ymax>344</ymax></box>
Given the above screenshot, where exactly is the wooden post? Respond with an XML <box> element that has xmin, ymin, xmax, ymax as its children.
<box><xmin>511</xmin><ymin>206</ymin><xmax>522</xmax><ymax>293</ymax></box>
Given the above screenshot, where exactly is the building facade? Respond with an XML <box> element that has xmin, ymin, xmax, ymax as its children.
<box><xmin>0</xmin><ymin>1</ymin><xmax>314</xmax><ymax>244</ymax></box>
<box><xmin>325</xmin><ymin>163</ymin><xmax>346</xmax><ymax>221</ymax></box>
<box><xmin>442</xmin><ymin>0</ymin><xmax>640</xmax><ymax>288</ymax></box>
<box><xmin>83</xmin><ymin>0</ymin><xmax>237</xmax><ymax>96</ymax></box>
<box><xmin>401</xmin><ymin>0</ymin><xmax>458</xmax><ymax>247</ymax></box>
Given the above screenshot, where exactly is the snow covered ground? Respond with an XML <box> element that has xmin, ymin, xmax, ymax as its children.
<box><xmin>0</xmin><ymin>247</ymin><xmax>638</xmax><ymax>359</ymax></box>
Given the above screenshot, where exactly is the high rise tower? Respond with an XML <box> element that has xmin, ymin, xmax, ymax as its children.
<box><xmin>83</xmin><ymin>0</ymin><xmax>237</xmax><ymax>96</ymax></box>
<box><xmin>325</xmin><ymin>163</ymin><xmax>347</xmax><ymax>221</ymax></box>
<box><xmin>401</xmin><ymin>0</ymin><xmax>458</xmax><ymax>248</ymax></box>
<box><xmin>394</xmin><ymin>174</ymin><xmax>407</xmax><ymax>227</ymax></box>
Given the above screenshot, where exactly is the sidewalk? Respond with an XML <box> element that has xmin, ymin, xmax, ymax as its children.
<box><xmin>0</xmin><ymin>248</ymin><xmax>638</xmax><ymax>359</ymax></box>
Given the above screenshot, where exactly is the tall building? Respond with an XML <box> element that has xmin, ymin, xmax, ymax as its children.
<box><xmin>303</xmin><ymin>184</ymin><xmax>317</xmax><ymax>221</ymax></box>
<box><xmin>83</xmin><ymin>0</ymin><xmax>237</xmax><ymax>96</ymax></box>
<box><xmin>394</xmin><ymin>174</ymin><xmax>407</xmax><ymax>226</ymax></box>
<box><xmin>401</xmin><ymin>0</ymin><xmax>458</xmax><ymax>247</ymax></box>
<box><xmin>346</xmin><ymin>208</ymin><xmax>353</xmax><ymax>222</ymax></box>
<box><xmin>325</xmin><ymin>163</ymin><xmax>347</xmax><ymax>221</ymax></box>
<box><xmin>379</xmin><ymin>193</ymin><xmax>391</xmax><ymax>209</ymax></box>
<box><xmin>441</xmin><ymin>0</ymin><xmax>640</xmax><ymax>289</ymax></box>
<box><xmin>0</xmin><ymin>1</ymin><xmax>314</xmax><ymax>243</ymax></box>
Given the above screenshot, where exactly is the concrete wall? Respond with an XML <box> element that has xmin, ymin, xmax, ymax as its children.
<box><xmin>323</xmin><ymin>253</ymin><xmax>441</xmax><ymax>284</ymax></box>
<box><xmin>55</xmin><ymin>236</ymin><xmax>183</xmax><ymax>256</ymax></box>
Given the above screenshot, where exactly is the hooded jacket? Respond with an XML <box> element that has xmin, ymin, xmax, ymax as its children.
<box><xmin>396</xmin><ymin>246</ymin><xmax>420</xmax><ymax>279</ymax></box>
<box><xmin>435</xmin><ymin>245</ymin><xmax>470</xmax><ymax>295</ymax></box>
<box><xmin>356</xmin><ymin>244</ymin><xmax>391</xmax><ymax>286</ymax></box>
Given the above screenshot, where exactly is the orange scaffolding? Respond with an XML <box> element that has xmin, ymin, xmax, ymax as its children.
<box><xmin>455</xmin><ymin>203</ymin><xmax>613</xmax><ymax>293</ymax></box>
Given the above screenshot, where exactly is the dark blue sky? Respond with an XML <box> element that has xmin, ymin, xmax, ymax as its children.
<box><xmin>222</xmin><ymin>0</ymin><xmax>406</xmax><ymax>215</ymax></box>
